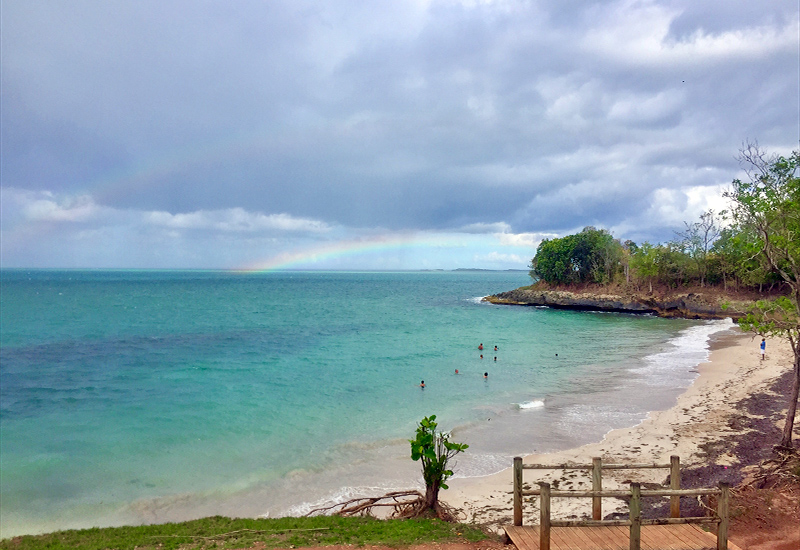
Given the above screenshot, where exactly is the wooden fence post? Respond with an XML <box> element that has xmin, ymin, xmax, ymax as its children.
<box><xmin>629</xmin><ymin>483</ymin><xmax>641</xmax><ymax>550</ymax></box>
<box><xmin>717</xmin><ymin>482</ymin><xmax>729</xmax><ymax>550</ymax></box>
<box><xmin>592</xmin><ymin>457</ymin><xmax>602</xmax><ymax>520</ymax></box>
<box><xmin>513</xmin><ymin>457</ymin><xmax>523</xmax><ymax>526</ymax></box>
<box><xmin>539</xmin><ymin>482</ymin><xmax>551</xmax><ymax>550</ymax></box>
<box><xmin>670</xmin><ymin>455</ymin><xmax>681</xmax><ymax>518</ymax></box>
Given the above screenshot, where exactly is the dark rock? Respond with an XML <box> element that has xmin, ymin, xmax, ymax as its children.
<box><xmin>484</xmin><ymin>289</ymin><xmax>746</xmax><ymax>320</ymax></box>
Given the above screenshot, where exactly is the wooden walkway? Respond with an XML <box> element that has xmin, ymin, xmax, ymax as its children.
<box><xmin>504</xmin><ymin>525</ymin><xmax>744</xmax><ymax>550</ymax></box>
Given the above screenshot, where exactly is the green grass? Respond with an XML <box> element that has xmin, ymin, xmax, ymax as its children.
<box><xmin>0</xmin><ymin>515</ymin><xmax>492</xmax><ymax>550</ymax></box>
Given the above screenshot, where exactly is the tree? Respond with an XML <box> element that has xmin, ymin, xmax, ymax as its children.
<box><xmin>675</xmin><ymin>210</ymin><xmax>721</xmax><ymax>286</ymax></box>
<box><xmin>307</xmin><ymin>415</ymin><xmax>468</xmax><ymax>519</ymax></box>
<box><xmin>530</xmin><ymin>235</ymin><xmax>578</xmax><ymax>284</ymax></box>
<box><xmin>725</xmin><ymin>143</ymin><xmax>800</xmax><ymax>448</ymax></box>
<box><xmin>575</xmin><ymin>227</ymin><xmax>623</xmax><ymax>283</ymax></box>
<box><xmin>530</xmin><ymin>227</ymin><xmax>623</xmax><ymax>285</ymax></box>
<box><xmin>409</xmin><ymin>415</ymin><xmax>468</xmax><ymax>512</ymax></box>
<box><xmin>629</xmin><ymin>241</ymin><xmax>659</xmax><ymax>293</ymax></box>
<box><xmin>655</xmin><ymin>242</ymin><xmax>691</xmax><ymax>288</ymax></box>
<box><xmin>621</xmin><ymin>240</ymin><xmax>637</xmax><ymax>284</ymax></box>
<box><xmin>711</xmin><ymin>225</ymin><xmax>777</xmax><ymax>291</ymax></box>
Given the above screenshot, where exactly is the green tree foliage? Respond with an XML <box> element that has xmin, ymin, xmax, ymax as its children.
<box><xmin>409</xmin><ymin>415</ymin><xmax>468</xmax><ymax>511</ymax></box>
<box><xmin>530</xmin><ymin>227</ymin><xmax>623</xmax><ymax>285</ymax></box>
<box><xmin>530</xmin><ymin>235</ymin><xmax>578</xmax><ymax>284</ymax></box>
<box><xmin>629</xmin><ymin>242</ymin><xmax>659</xmax><ymax>292</ymax></box>
<box><xmin>711</xmin><ymin>226</ymin><xmax>776</xmax><ymax>291</ymax></box>
<box><xmin>627</xmin><ymin>242</ymin><xmax>693</xmax><ymax>290</ymax></box>
<box><xmin>726</xmin><ymin>144</ymin><xmax>800</xmax><ymax>290</ymax></box>
<box><xmin>675</xmin><ymin>210</ymin><xmax>721</xmax><ymax>287</ymax></box>
<box><xmin>725</xmin><ymin>143</ymin><xmax>800</xmax><ymax>448</ymax></box>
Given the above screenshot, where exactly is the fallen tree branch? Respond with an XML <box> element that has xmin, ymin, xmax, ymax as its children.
<box><xmin>304</xmin><ymin>489</ymin><xmax>465</xmax><ymax>521</ymax></box>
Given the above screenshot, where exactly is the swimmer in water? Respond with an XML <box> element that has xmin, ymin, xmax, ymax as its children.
<box><xmin>420</xmin><ymin>380</ymin><xmax>425</xmax><ymax>388</ymax></box>
<box><xmin>494</xmin><ymin>346</ymin><xmax>498</xmax><ymax>351</ymax></box>
<box><xmin>455</xmin><ymin>369</ymin><xmax>459</xmax><ymax>374</ymax></box>
<box><xmin>478</xmin><ymin>343</ymin><xmax>483</xmax><ymax>350</ymax></box>
<box><xmin>484</xmin><ymin>372</ymin><xmax>488</xmax><ymax>379</ymax></box>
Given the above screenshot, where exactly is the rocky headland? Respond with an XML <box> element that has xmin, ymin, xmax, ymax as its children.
<box><xmin>484</xmin><ymin>286</ymin><xmax>757</xmax><ymax>320</ymax></box>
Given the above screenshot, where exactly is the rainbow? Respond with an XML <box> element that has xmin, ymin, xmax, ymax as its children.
<box><xmin>239</xmin><ymin>233</ymin><xmax>461</xmax><ymax>272</ymax></box>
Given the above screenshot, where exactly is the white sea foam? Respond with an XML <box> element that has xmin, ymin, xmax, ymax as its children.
<box><xmin>453</xmin><ymin>452</ymin><xmax>515</xmax><ymax>478</ymax></box>
<box><xmin>517</xmin><ymin>399</ymin><xmax>545</xmax><ymax>409</ymax></box>
<box><xmin>635</xmin><ymin>318</ymin><xmax>735</xmax><ymax>387</ymax></box>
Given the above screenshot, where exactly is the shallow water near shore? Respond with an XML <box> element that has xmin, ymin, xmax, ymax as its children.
<box><xmin>0</xmin><ymin>270</ymin><xmax>732</xmax><ymax>537</ymax></box>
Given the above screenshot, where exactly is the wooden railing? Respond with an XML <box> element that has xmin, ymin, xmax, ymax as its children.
<box><xmin>513</xmin><ymin>455</ymin><xmax>682</xmax><ymax>522</ymax></box>
<box><xmin>511</xmin><ymin>456</ymin><xmax>731</xmax><ymax>550</ymax></box>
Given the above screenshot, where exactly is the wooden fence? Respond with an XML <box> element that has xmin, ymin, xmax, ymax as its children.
<box><xmin>511</xmin><ymin>456</ymin><xmax>731</xmax><ymax>550</ymax></box>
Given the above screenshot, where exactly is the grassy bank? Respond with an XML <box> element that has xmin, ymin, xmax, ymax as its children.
<box><xmin>0</xmin><ymin>515</ymin><xmax>491</xmax><ymax>550</ymax></box>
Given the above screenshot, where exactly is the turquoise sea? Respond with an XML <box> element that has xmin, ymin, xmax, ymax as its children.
<box><xmin>0</xmin><ymin>270</ymin><xmax>732</xmax><ymax>537</ymax></box>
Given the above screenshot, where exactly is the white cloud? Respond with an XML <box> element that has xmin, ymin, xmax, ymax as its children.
<box><xmin>645</xmin><ymin>183</ymin><xmax>730</xmax><ymax>226</ymax></box>
<box><xmin>609</xmin><ymin>182</ymin><xmax>732</xmax><ymax>240</ymax></box>
<box><xmin>22</xmin><ymin>193</ymin><xmax>108</xmax><ymax>223</ymax></box>
<box><xmin>582</xmin><ymin>1</ymin><xmax>798</xmax><ymax>67</ymax></box>
<box><xmin>607</xmin><ymin>89</ymin><xmax>685</xmax><ymax>124</ymax></box>
<box><xmin>145</xmin><ymin>208</ymin><xmax>331</xmax><ymax>233</ymax></box>
<box><xmin>495</xmin><ymin>232</ymin><xmax>553</xmax><ymax>248</ymax></box>
<box><xmin>1</xmin><ymin>188</ymin><xmax>535</xmax><ymax>269</ymax></box>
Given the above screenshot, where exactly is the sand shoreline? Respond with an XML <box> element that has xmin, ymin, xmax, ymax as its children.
<box><xmin>443</xmin><ymin>327</ymin><xmax>793</xmax><ymax>530</ymax></box>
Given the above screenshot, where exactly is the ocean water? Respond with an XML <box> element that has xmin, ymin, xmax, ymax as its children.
<box><xmin>0</xmin><ymin>270</ymin><xmax>733</xmax><ymax>537</ymax></box>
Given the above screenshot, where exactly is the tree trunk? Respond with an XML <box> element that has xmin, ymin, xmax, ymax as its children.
<box><xmin>425</xmin><ymin>482</ymin><xmax>440</xmax><ymax>510</ymax></box>
<box><xmin>779</xmin><ymin>352</ymin><xmax>800</xmax><ymax>448</ymax></box>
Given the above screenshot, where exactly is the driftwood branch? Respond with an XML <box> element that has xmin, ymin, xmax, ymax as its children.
<box><xmin>741</xmin><ymin>447</ymin><xmax>800</xmax><ymax>490</ymax></box>
<box><xmin>306</xmin><ymin>490</ymin><xmax>424</xmax><ymax>518</ymax></box>
<box><xmin>304</xmin><ymin>489</ymin><xmax>465</xmax><ymax>521</ymax></box>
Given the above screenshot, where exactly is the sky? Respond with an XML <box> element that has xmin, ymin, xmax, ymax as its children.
<box><xmin>1</xmin><ymin>0</ymin><xmax>798</xmax><ymax>271</ymax></box>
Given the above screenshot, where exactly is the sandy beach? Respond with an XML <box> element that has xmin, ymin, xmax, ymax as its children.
<box><xmin>443</xmin><ymin>327</ymin><xmax>795</xmax><ymax>530</ymax></box>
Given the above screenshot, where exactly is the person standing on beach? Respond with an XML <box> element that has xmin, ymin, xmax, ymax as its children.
<box><xmin>760</xmin><ymin>338</ymin><xmax>766</xmax><ymax>360</ymax></box>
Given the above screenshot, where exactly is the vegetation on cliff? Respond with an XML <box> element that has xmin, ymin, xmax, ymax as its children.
<box><xmin>527</xmin><ymin>216</ymin><xmax>783</xmax><ymax>294</ymax></box>
<box><xmin>527</xmin><ymin>146</ymin><xmax>797</xmax><ymax>299</ymax></box>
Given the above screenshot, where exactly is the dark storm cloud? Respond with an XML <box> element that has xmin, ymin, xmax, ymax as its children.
<box><xmin>1</xmin><ymin>0</ymin><xmax>798</xmax><ymax>268</ymax></box>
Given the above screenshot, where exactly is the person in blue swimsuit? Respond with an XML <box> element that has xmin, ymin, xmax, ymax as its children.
<box><xmin>760</xmin><ymin>338</ymin><xmax>766</xmax><ymax>360</ymax></box>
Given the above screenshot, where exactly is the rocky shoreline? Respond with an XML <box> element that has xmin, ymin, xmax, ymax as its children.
<box><xmin>484</xmin><ymin>287</ymin><xmax>752</xmax><ymax>320</ymax></box>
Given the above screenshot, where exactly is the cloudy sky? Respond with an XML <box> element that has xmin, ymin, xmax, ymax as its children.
<box><xmin>2</xmin><ymin>0</ymin><xmax>798</xmax><ymax>270</ymax></box>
